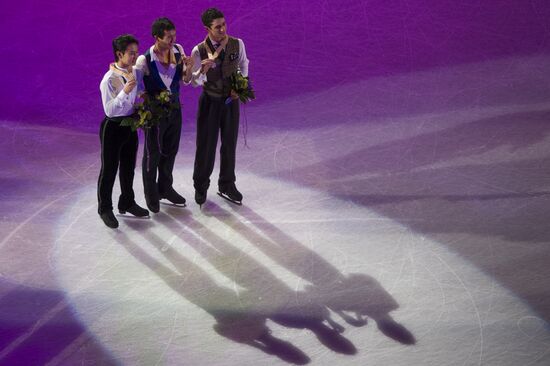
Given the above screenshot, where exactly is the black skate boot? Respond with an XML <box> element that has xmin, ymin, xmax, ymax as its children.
<box><xmin>217</xmin><ymin>184</ymin><xmax>243</xmax><ymax>205</ymax></box>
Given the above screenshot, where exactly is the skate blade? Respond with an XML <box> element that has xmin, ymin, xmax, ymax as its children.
<box><xmin>116</xmin><ymin>213</ymin><xmax>151</xmax><ymax>220</ymax></box>
<box><xmin>160</xmin><ymin>200</ymin><xmax>187</xmax><ymax>208</ymax></box>
<box><xmin>217</xmin><ymin>192</ymin><xmax>242</xmax><ymax>205</ymax></box>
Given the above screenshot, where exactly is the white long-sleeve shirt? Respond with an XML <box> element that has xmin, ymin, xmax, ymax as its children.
<box><xmin>189</xmin><ymin>37</ymin><xmax>249</xmax><ymax>87</ymax></box>
<box><xmin>99</xmin><ymin>65</ymin><xmax>144</xmax><ymax>118</ymax></box>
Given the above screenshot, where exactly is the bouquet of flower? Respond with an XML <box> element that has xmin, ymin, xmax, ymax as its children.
<box><xmin>121</xmin><ymin>90</ymin><xmax>178</xmax><ymax>131</ymax></box>
<box><xmin>226</xmin><ymin>70</ymin><xmax>255</xmax><ymax>105</ymax></box>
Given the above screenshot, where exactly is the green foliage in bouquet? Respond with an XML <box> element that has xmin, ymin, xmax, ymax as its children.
<box><xmin>121</xmin><ymin>90</ymin><xmax>178</xmax><ymax>131</ymax></box>
<box><xmin>227</xmin><ymin>71</ymin><xmax>256</xmax><ymax>104</ymax></box>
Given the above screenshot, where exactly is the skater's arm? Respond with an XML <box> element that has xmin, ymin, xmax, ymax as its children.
<box><xmin>100</xmin><ymin>73</ymin><xmax>137</xmax><ymax>117</ymax></box>
<box><xmin>237</xmin><ymin>38</ymin><xmax>249</xmax><ymax>77</ymax></box>
<box><xmin>172</xmin><ymin>44</ymin><xmax>193</xmax><ymax>85</ymax></box>
<box><xmin>189</xmin><ymin>45</ymin><xmax>209</xmax><ymax>87</ymax></box>
<box><xmin>134</xmin><ymin>54</ymin><xmax>149</xmax><ymax>76</ymax></box>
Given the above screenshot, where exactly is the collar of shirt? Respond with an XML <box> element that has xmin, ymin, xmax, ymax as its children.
<box><xmin>208</xmin><ymin>37</ymin><xmax>221</xmax><ymax>49</ymax></box>
<box><xmin>113</xmin><ymin>64</ymin><xmax>130</xmax><ymax>73</ymax></box>
<box><xmin>150</xmin><ymin>45</ymin><xmax>181</xmax><ymax>62</ymax></box>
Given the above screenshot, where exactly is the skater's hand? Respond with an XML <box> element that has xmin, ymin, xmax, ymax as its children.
<box><xmin>183</xmin><ymin>56</ymin><xmax>194</xmax><ymax>69</ymax></box>
<box><xmin>200</xmin><ymin>59</ymin><xmax>216</xmax><ymax>74</ymax></box>
<box><xmin>182</xmin><ymin>56</ymin><xmax>194</xmax><ymax>83</ymax></box>
<box><xmin>123</xmin><ymin>72</ymin><xmax>136</xmax><ymax>94</ymax></box>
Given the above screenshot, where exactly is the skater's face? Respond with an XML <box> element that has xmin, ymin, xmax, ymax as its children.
<box><xmin>206</xmin><ymin>18</ymin><xmax>226</xmax><ymax>43</ymax></box>
<box><xmin>156</xmin><ymin>29</ymin><xmax>176</xmax><ymax>49</ymax></box>
<box><xmin>116</xmin><ymin>43</ymin><xmax>139</xmax><ymax>67</ymax></box>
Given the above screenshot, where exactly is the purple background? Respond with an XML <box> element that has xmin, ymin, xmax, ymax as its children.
<box><xmin>1</xmin><ymin>0</ymin><xmax>549</xmax><ymax>130</ymax></box>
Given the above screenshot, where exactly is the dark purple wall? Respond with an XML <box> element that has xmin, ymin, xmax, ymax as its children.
<box><xmin>1</xmin><ymin>0</ymin><xmax>549</xmax><ymax>130</ymax></box>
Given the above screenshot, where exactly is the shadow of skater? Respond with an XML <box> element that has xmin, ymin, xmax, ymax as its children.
<box><xmin>305</xmin><ymin>274</ymin><xmax>415</xmax><ymax>345</ymax></box>
<box><xmin>114</xmin><ymin>224</ymin><xmax>310</xmax><ymax>365</ymax></box>
<box><xmin>159</xmin><ymin>208</ymin><xmax>357</xmax><ymax>356</ymax></box>
<box><xmin>215</xmin><ymin>203</ymin><xmax>415</xmax><ymax>345</ymax></box>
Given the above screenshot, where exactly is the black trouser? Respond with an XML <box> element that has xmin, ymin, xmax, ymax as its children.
<box><xmin>97</xmin><ymin>117</ymin><xmax>138</xmax><ymax>214</ymax></box>
<box><xmin>142</xmin><ymin>106</ymin><xmax>182</xmax><ymax>202</ymax></box>
<box><xmin>193</xmin><ymin>92</ymin><xmax>240</xmax><ymax>192</ymax></box>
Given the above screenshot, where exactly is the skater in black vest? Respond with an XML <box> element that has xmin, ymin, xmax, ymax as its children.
<box><xmin>135</xmin><ymin>18</ymin><xmax>194</xmax><ymax>213</ymax></box>
<box><xmin>98</xmin><ymin>34</ymin><xmax>149</xmax><ymax>229</ymax></box>
<box><xmin>189</xmin><ymin>8</ymin><xmax>250</xmax><ymax>206</ymax></box>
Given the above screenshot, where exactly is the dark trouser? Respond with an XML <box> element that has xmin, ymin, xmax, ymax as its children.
<box><xmin>97</xmin><ymin>117</ymin><xmax>138</xmax><ymax>214</ymax></box>
<box><xmin>142</xmin><ymin>106</ymin><xmax>182</xmax><ymax>202</ymax></box>
<box><xmin>193</xmin><ymin>92</ymin><xmax>240</xmax><ymax>192</ymax></box>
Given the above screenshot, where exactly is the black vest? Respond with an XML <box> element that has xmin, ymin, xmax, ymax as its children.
<box><xmin>143</xmin><ymin>46</ymin><xmax>183</xmax><ymax>97</ymax></box>
<box><xmin>198</xmin><ymin>37</ymin><xmax>240</xmax><ymax>97</ymax></box>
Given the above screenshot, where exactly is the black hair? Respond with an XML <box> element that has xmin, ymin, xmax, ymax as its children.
<box><xmin>151</xmin><ymin>17</ymin><xmax>176</xmax><ymax>39</ymax></box>
<box><xmin>201</xmin><ymin>8</ymin><xmax>224</xmax><ymax>28</ymax></box>
<box><xmin>112</xmin><ymin>34</ymin><xmax>138</xmax><ymax>62</ymax></box>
